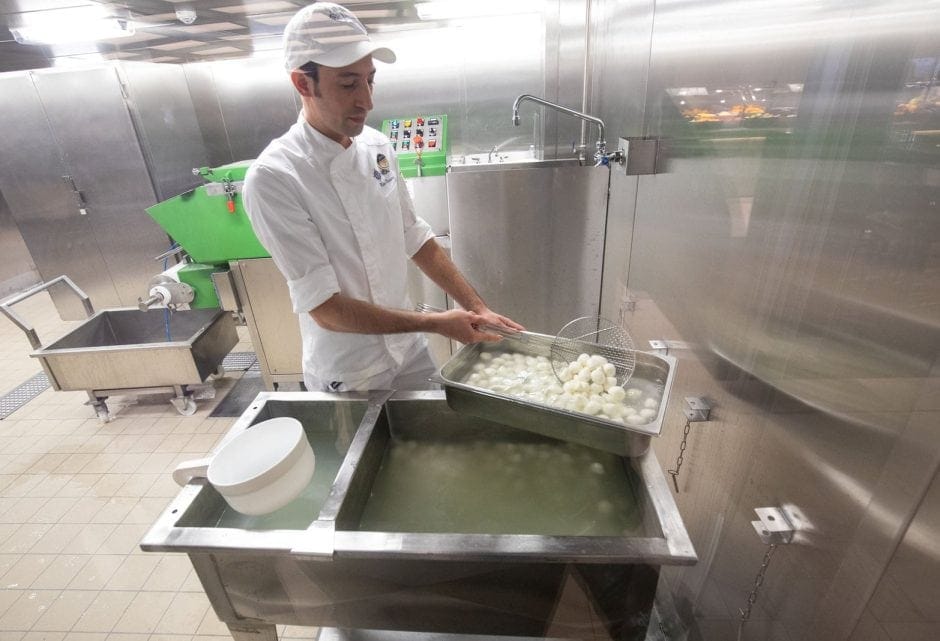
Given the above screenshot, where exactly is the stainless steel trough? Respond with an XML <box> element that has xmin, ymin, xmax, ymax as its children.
<box><xmin>1</xmin><ymin>276</ymin><xmax>237</xmax><ymax>420</ymax></box>
<box><xmin>141</xmin><ymin>391</ymin><xmax>696</xmax><ymax>641</ymax></box>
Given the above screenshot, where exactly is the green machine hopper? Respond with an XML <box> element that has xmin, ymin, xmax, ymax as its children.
<box><xmin>146</xmin><ymin>161</ymin><xmax>270</xmax><ymax>308</ymax></box>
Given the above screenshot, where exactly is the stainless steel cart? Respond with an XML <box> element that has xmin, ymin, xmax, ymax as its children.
<box><xmin>1</xmin><ymin>275</ymin><xmax>238</xmax><ymax>421</ymax></box>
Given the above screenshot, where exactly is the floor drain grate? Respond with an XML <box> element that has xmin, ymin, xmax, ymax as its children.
<box><xmin>222</xmin><ymin>351</ymin><xmax>260</xmax><ymax>372</ymax></box>
<box><xmin>0</xmin><ymin>372</ymin><xmax>51</xmax><ymax>420</ymax></box>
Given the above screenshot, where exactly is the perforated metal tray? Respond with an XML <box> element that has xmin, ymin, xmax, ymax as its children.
<box><xmin>435</xmin><ymin>332</ymin><xmax>677</xmax><ymax>457</ymax></box>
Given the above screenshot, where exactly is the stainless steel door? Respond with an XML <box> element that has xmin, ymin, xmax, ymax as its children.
<box><xmin>29</xmin><ymin>66</ymin><xmax>171</xmax><ymax>311</ymax></box>
<box><xmin>0</xmin><ymin>72</ymin><xmax>121</xmax><ymax>318</ymax></box>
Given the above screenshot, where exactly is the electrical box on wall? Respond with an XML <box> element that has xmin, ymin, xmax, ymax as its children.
<box><xmin>381</xmin><ymin>114</ymin><xmax>448</xmax><ymax>178</ymax></box>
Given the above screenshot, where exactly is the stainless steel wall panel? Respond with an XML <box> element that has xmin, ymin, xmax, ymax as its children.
<box><xmin>0</xmin><ymin>187</ymin><xmax>40</xmax><ymax>298</ymax></box>
<box><xmin>371</xmin><ymin>19</ymin><xmax>545</xmax><ymax>157</ymax></box>
<box><xmin>0</xmin><ymin>72</ymin><xmax>121</xmax><ymax>318</ymax></box>
<box><xmin>201</xmin><ymin>58</ymin><xmax>300</xmax><ymax>162</ymax></box>
<box><xmin>853</xmin><ymin>456</ymin><xmax>940</xmax><ymax>641</ymax></box>
<box><xmin>542</xmin><ymin>0</ymin><xmax>593</xmax><ymax>160</ymax></box>
<box><xmin>183</xmin><ymin>64</ymin><xmax>236</xmax><ymax>168</ymax></box>
<box><xmin>610</xmin><ymin>0</ymin><xmax>940</xmax><ymax>638</ymax></box>
<box><xmin>590</xmin><ymin>0</ymin><xmax>654</xmax><ymax>139</ymax></box>
<box><xmin>118</xmin><ymin>61</ymin><xmax>207</xmax><ymax>201</ymax></box>
<box><xmin>30</xmin><ymin>66</ymin><xmax>170</xmax><ymax>310</ymax></box>
<box><xmin>447</xmin><ymin>161</ymin><xmax>608</xmax><ymax>335</ymax></box>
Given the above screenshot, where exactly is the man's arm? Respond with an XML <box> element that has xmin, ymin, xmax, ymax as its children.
<box><xmin>310</xmin><ymin>293</ymin><xmax>502</xmax><ymax>344</ymax></box>
<box><xmin>410</xmin><ymin>238</ymin><xmax>524</xmax><ymax>331</ymax></box>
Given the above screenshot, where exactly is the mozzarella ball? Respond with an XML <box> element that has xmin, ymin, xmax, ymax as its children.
<box><xmin>577</xmin><ymin>353</ymin><xmax>590</xmax><ymax>365</ymax></box>
<box><xmin>643</xmin><ymin>398</ymin><xmax>659</xmax><ymax>409</ymax></box>
<box><xmin>607</xmin><ymin>386</ymin><xmax>626</xmax><ymax>402</ymax></box>
<box><xmin>589</xmin><ymin>383</ymin><xmax>604</xmax><ymax>395</ymax></box>
<box><xmin>639</xmin><ymin>408</ymin><xmax>657</xmax><ymax>419</ymax></box>
<box><xmin>626</xmin><ymin>387</ymin><xmax>643</xmax><ymax>399</ymax></box>
<box><xmin>590</xmin><ymin>367</ymin><xmax>607</xmax><ymax>385</ymax></box>
<box><xmin>626</xmin><ymin>414</ymin><xmax>646</xmax><ymax>425</ymax></box>
<box><xmin>479</xmin><ymin>352</ymin><xmax>493</xmax><ymax>362</ymax></box>
<box><xmin>603</xmin><ymin>403</ymin><xmax>623</xmax><ymax>418</ymax></box>
<box><xmin>606</xmin><ymin>376</ymin><xmax>618</xmax><ymax>389</ymax></box>
<box><xmin>603</xmin><ymin>363</ymin><xmax>616</xmax><ymax>377</ymax></box>
<box><xmin>584</xmin><ymin>400</ymin><xmax>602</xmax><ymax>415</ymax></box>
<box><xmin>587</xmin><ymin>354</ymin><xmax>606</xmax><ymax>369</ymax></box>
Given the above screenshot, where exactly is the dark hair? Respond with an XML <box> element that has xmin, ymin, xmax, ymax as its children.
<box><xmin>299</xmin><ymin>61</ymin><xmax>319</xmax><ymax>83</ymax></box>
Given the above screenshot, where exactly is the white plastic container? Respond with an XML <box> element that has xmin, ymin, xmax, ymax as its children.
<box><xmin>172</xmin><ymin>416</ymin><xmax>315</xmax><ymax>515</ymax></box>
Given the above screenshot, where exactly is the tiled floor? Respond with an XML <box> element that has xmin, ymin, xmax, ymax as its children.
<box><xmin>0</xmin><ymin>293</ymin><xmax>316</xmax><ymax>641</ymax></box>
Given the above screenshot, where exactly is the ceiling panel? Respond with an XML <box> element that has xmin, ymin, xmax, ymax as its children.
<box><xmin>0</xmin><ymin>0</ymin><xmax>426</xmax><ymax>70</ymax></box>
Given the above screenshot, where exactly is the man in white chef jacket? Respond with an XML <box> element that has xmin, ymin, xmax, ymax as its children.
<box><xmin>243</xmin><ymin>2</ymin><xmax>522</xmax><ymax>392</ymax></box>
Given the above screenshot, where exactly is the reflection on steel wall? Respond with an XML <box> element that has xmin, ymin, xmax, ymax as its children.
<box><xmin>0</xmin><ymin>67</ymin><xmax>174</xmax><ymax>318</ymax></box>
<box><xmin>0</xmin><ymin>188</ymin><xmax>39</xmax><ymax>298</ymax></box>
<box><xmin>118</xmin><ymin>62</ymin><xmax>207</xmax><ymax>201</ymax></box>
<box><xmin>448</xmin><ymin>160</ymin><xmax>608</xmax><ymax>335</ymax></box>
<box><xmin>184</xmin><ymin>58</ymin><xmax>301</xmax><ymax>164</ymax></box>
<box><xmin>0</xmin><ymin>71</ymin><xmax>122</xmax><ymax>318</ymax></box>
<box><xmin>857</xmin><ymin>463</ymin><xmax>940</xmax><ymax>639</ymax></box>
<box><xmin>597</xmin><ymin>0</ymin><xmax>940</xmax><ymax>639</ymax></box>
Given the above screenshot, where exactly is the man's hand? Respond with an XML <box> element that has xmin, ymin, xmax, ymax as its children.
<box><xmin>430</xmin><ymin>309</ymin><xmax>508</xmax><ymax>344</ymax></box>
<box><xmin>470</xmin><ymin>307</ymin><xmax>525</xmax><ymax>334</ymax></box>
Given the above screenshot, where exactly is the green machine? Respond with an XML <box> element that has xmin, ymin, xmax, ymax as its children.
<box><xmin>381</xmin><ymin>114</ymin><xmax>448</xmax><ymax>178</ymax></box>
<box><xmin>144</xmin><ymin>161</ymin><xmax>269</xmax><ymax>310</ymax></box>
<box><xmin>145</xmin><ymin>114</ymin><xmax>449</xmax><ymax>309</ymax></box>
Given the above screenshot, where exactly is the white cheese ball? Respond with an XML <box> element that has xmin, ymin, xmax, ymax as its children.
<box><xmin>587</xmin><ymin>354</ymin><xmax>606</xmax><ymax>369</ymax></box>
<box><xmin>607</xmin><ymin>386</ymin><xmax>626</xmax><ymax>402</ymax></box>
<box><xmin>606</xmin><ymin>376</ymin><xmax>618</xmax><ymax>389</ymax></box>
<box><xmin>576</xmin><ymin>368</ymin><xmax>592</xmax><ymax>383</ymax></box>
<box><xmin>603</xmin><ymin>403</ymin><xmax>623</xmax><ymax>418</ymax></box>
<box><xmin>577</xmin><ymin>353</ymin><xmax>591</xmax><ymax>365</ymax></box>
<box><xmin>626</xmin><ymin>387</ymin><xmax>643</xmax><ymax>399</ymax></box>
<box><xmin>590</xmin><ymin>367</ymin><xmax>607</xmax><ymax>385</ymax></box>
<box><xmin>479</xmin><ymin>352</ymin><xmax>493</xmax><ymax>362</ymax></box>
<box><xmin>589</xmin><ymin>383</ymin><xmax>604</xmax><ymax>395</ymax></box>
<box><xmin>602</xmin><ymin>362</ymin><xmax>616</xmax><ymax>377</ymax></box>
<box><xmin>643</xmin><ymin>398</ymin><xmax>659</xmax><ymax>409</ymax></box>
<box><xmin>626</xmin><ymin>414</ymin><xmax>646</xmax><ymax>425</ymax></box>
<box><xmin>639</xmin><ymin>408</ymin><xmax>657</xmax><ymax>419</ymax></box>
<box><xmin>584</xmin><ymin>399</ymin><xmax>602</xmax><ymax>415</ymax></box>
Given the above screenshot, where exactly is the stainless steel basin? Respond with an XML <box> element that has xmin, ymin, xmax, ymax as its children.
<box><xmin>142</xmin><ymin>391</ymin><xmax>695</xmax><ymax>640</ymax></box>
<box><xmin>32</xmin><ymin>307</ymin><xmax>236</xmax><ymax>391</ymax></box>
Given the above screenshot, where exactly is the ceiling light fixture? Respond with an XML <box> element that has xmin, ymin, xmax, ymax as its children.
<box><xmin>11</xmin><ymin>7</ymin><xmax>135</xmax><ymax>45</ymax></box>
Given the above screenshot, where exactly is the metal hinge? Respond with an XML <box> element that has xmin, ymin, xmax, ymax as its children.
<box><xmin>684</xmin><ymin>396</ymin><xmax>711</xmax><ymax>422</ymax></box>
<box><xmin>751</xmin><ymin>506</ymin><xmax>797</xmax><ymax>545</ymax></box>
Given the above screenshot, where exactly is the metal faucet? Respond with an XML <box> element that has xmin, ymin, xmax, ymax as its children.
<box><xmin>487</xmin><ymin>145</ymin><xmax>498</xmax><ymax>163</ymax></box>
<box><xmin>511</xmin><ymin>94</ymin><xmax>620</xmax><ymax>167</ymax></box>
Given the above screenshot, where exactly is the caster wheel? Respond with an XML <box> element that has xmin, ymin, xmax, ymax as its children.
<box><xmin>209</xmin><ymin>365</ymin><xmax>226</xmax><ymax>380</ymax></box>
<box><xmin>171</xmin><ymin>396</ymin><xmax>197</xmax><ymax>416</ymax></box>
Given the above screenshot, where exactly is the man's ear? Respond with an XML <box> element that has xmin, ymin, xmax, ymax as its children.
<box><xmin>290</xmin><ymin>70</ymin><xmax>315</xmax><ymax>97</ymax></box>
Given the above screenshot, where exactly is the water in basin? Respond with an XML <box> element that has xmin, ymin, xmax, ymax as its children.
<box><xmin>357</xmin><ymin>438</ymin><xmax>644</xmax><ymax>536</ymax></box>
<box><xmin>182</xmin><ymin>402</ymin><xmax>364</xmax><ymax>531</ymax></box>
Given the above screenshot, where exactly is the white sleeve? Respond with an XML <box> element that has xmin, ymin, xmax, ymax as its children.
<box><xmin>243</xmin><ymin>164</ymin><xmax>340</xmax><ymax>314</ymax></box>
<box><xmin>389</xmin><ymin>154</ymin><xmax>435</xmax><ymax>256</ymax></box>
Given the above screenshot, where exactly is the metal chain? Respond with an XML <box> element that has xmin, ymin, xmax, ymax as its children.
<box><xmin>666</xmin><ymin>418</ymin><xmax>692</xmax><ymax>492</ymax></box>
<box><xmin>737</xmin><ymin>542</ymin><xmax>778</xmax><ymax>635</ymax></box>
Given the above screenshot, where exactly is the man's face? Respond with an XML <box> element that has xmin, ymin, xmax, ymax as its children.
<box><xmin>299</xmin><ymin>56</ymin><xmax>376</xmax><ymax>146</ymax></box>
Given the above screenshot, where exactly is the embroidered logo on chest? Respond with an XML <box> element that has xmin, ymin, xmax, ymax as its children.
<box><xmin>373</xmin><ymin>153</ymin><xmax>395</xmax><ymax>187</ymax></box>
